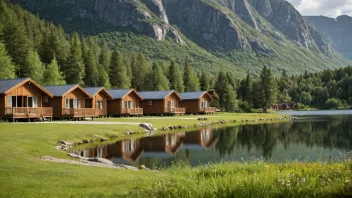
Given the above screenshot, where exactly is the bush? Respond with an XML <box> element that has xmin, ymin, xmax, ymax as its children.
<box><xmin>239</xmin><ymin>101</ymin><xmax>251</xmax><ymax>113</ymax></box>
<box><xmin>324</xmin><ymin>98</ymin><xmax>343</xmax><ymax>109</ymax></box>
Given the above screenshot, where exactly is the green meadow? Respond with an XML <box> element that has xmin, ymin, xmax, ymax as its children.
<box><xmin>0</xmin><ymin>113</ymin><xmax>351</xmax><ymax>198</ymax></box>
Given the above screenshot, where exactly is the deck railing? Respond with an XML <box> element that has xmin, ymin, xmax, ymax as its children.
<box><xmin>62</xmin><ymin>108</ymin><xmax>96</xmax><ymax>117</ymax></box>
<box><xmin>200</xmin><ymin>107</ymin><xmax>216</xmax><ymax>113</ymax></box>
<box><xmin>5</xmin><ymin>107</ymin><xmax>53</xmax><ymax>117</ymax></box>
<box><xmin>121</xmin><ymin>108</ymin><xmax>143</xmax><ymax>114</ymax></box>
<box><xmin>164</xmin><ymin>107</ymin><xmax>186</xmax><ymax>114</ymax></box>
<box><xmin>95</xmin><ymin>109</ymin><xmax>107</xmax><ymax>116</ymax></box>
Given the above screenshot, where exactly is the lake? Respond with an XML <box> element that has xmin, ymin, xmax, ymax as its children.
<box><xmin>71</xmin><ymin>111</ymin><xmax>352</xmax><ymax>168</ymax></box>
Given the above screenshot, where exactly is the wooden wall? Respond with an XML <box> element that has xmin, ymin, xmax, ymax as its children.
<box><xmin>61</xmin><ymin>88</ymin><xmax>87</xmax><ymax>109</ymax></box>
<box><xmin>92</xmin><ymin>91</ymin><xmax>109</xmax><ymax>116</ymax></box>
<box><xmin>6</xmin><ymin>82</ymin><xmax>45</xmax><ymax>108</ymax></box>
<box><xmin>180</xmin><ymin>100</ymin><xmax>199</xmax><ymax>114</ymax></box>
<box><xmin>107</xmin><ymin>100</ymin><xmax>122</xmax><ymax>115</ymax></box>
<box><xmin>108</xmin><ymin>92</ymin><xmax>141</xmax><ymax>115</ymax></box>
<box><xmin>140</xmin><ymin>92</ymin><xmax>181</xmax><ymax>114</ymax></box>
<box><xmin>44</xmin><ymin>97</ymin><xmax>62</xmax><ymax>118</ymax></box>
<box><xmin>0</xmin><ymin>95</ymin><xmax>4</xmax><ymax>118</ymax></box>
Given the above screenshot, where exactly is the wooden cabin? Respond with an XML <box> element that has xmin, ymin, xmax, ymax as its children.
<box><xmin>43</xmin><ymin>85</ymin><xmax>94</xmax><ymax>119</ymax></box>
<box><xmin>83</xmin><ymin>87</ymin><xmax>113</xmax><ymax>117</ymax></box>
<box><xmin>138</xmin><ymin>90</ymin><xmax>185</xmax><ymax>115</ymax></box>
<box><xmin>107</xmin><ymin>89</ymin><xmax>143</xmax><ymax>116</ymax></box>
<box><xmin>271</xmin><ymin>102</ymin><xmax>295</xmax><ymax>111</ymax></box>
<box><xmin>179</xmin><ymin>91</ymin><xmax>216</xmax><ymax>114</ymax></box>
<box><xmin>139</xmin><ymin>133</ymin><xmax>184</xmax><ymax>156</ymax></box>
<box><xmin>0</xmin><ymin>78</ymin><xmax>54</xmax><ymax>121</ymax></box>
<box><xmin>181</xmin><ymin>128</ymin><xmax>219</xmax><ymax>150</ymax></box>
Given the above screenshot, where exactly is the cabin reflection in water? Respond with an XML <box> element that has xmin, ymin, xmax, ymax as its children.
<box><xmin>72</xmin><ymin>128</ymin><xmax>218</xmax><ymax>164</ymax></box>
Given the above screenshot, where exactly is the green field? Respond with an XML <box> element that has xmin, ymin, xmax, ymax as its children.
<box><xmin>0</xmin><ymin>113</ymin><xmax>351</xmax><ymax>198</ymax></box>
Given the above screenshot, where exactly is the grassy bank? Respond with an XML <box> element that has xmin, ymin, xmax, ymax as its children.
<box><xmin>0</xmin><ymin>113</ymin><xmax>350</xmax><ymax>197</ymax></box>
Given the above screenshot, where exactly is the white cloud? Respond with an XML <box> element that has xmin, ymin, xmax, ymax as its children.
<box><xmin>286</xmin><ymin>0</ymin><xmax>352</xmax><ymax>18</ymax></box>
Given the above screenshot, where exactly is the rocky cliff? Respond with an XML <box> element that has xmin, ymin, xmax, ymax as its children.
<box><xmin>305</xmin><ymin>15</ymin><xmax>352</xmax><ymax>59</ymax></box>
<box><xmin>8</xmin><ymin>0</ymin><xmax>351</xmax><ymax>74</ymax></box>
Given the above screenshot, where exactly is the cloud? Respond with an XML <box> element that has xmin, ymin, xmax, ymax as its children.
<box><xmin>286</xmin><ymin>0</ymin><xmax>352</xmax><ymax>18</ymax></box>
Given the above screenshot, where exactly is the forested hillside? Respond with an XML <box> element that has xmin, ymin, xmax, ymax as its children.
<box><xmin>8</xmin><ymin>0</ymin><xmax>352</xmax><ymax>76</ymax></box>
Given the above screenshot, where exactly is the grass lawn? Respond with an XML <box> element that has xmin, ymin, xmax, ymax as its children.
<box><xmin>0</xmin><ymin>113</ymin><xmax>350</xmax><ymax>197</ymax></box>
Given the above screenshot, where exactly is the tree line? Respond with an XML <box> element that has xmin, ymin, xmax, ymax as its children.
<box><xmin>0</xmin><ymin>0</ymin><xmax>351</xmax><ymax>112</ymax></box>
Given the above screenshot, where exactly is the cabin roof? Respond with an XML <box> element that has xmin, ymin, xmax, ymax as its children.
<box><xmin>138</xmin><ymin>90</ymin><xmax>181</xmax><ymax>100</ymax></box>
<box><xmin>0</xmin><ymin>78</ymin><xmax>53</xmax><ymax>97</ymax></box>
<box><xmin>0</xmin><ymin>78</ymin><xmax>29</xmax><ymax>93</ymax></box>
<box><xmin>107</xmin><ymin>89</ymin><xmax>143</xmax><ymax>100</ymax></box>
<box><xmin>84</xmin><ymin>87</ymin><xmax>113</xmax><ymax>100</ymax></box>
<box><xmin>43</xmin><ymin>84</ymin><xmax>91</xmax><ymax>98</ymax></box>
<box><xmin>179</xmin><ymin>91</ymin><xmax>211</xmax><ymax>100</ymax></box>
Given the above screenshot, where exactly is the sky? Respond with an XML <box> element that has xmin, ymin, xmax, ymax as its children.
<box><xmin>286</xmin><ymin>0</ymin><xmax>352</xmax><ymax>18</ymax></box>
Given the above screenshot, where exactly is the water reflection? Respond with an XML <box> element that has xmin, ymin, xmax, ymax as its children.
<box><xmin>72</xmin><ymin>115</ymin><xmax>352</xmax><ymax>167</ymax></box>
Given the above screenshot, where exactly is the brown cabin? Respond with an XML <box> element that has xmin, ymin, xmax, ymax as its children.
<box><xmin>43</xmin><ymin>84</ymin><xmax>94</xmax><ymax>119</ymax></box>
<box><xmin>138</xmin><ymin>90</ymin><xmax>185</xmax><ymax>115</ymax></box>
<box><xmin>0</xmin><ymin>78</ymin><xmax>54</xmax><ymax>121</ymax></box>
<box><xmin>181</xmin><ymin>128</ymin><xmax>219</xmax><ymax>150</ymax></box>
<box><xmin>179</xmin><ymin>91</ymin><xmax>216</xmax><ymax>114</ymax></box>
<box><xmin>83</xmin><ymin>87</ymin><xmax>113</xmax><ymax>117</ymax></box>
<box><xmin>139</xmin><ymin>133</ymin><xmax>184</xmax><ymax>156</ymax></box>
<box><xmin>107</xmin><ymin>89</ymin><xmax>143</xmax><ymax>116</ymax></box>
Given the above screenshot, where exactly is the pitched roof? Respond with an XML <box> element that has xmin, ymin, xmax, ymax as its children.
<box><xmin>107</xmin><ymin>89</ymin><xmax>143</xmax><ymax>100</ymax></box>
<box><xmin>138</xmin><ymin>90</ymin><xmax>178</xmax><ymax>100</ymax></box>
<box><xmin>179</xmin><ymin>91</ymin><xmax>209</xmax><ymax>100</ymax></box>
<box><xmin>0</xmin><ymin>78</ymin><xmax>29</xmax><ymax>93</ymax></box>
<box><xmin>0</xmin><ymin>78</ymin><xmax>53</xmax><ymax>97</ymax></box>
<box><xmin>43</xmin><ymin>85</ymin><xmax>78</xmax><ymax>97</ymax></box>
<box><xmin>84</xmin><ymin>87</ymin><xmax>113</xmax><ymax>100</ymax></box>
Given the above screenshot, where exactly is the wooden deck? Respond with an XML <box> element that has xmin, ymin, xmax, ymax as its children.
<box><xmin>199</xmin><ymin>107</ymin><xmax>216</xmax><ymax>114</ymax></box>
<box><xmin>120</xmin><ymin>108</ymin><xmax>143</xmax><ymax>115</ymax></box>
<box><xmin>164</xmin><ymin>108</ymin><xmax>186</xmax><ymax>114</ymax></box>
<box><xmin>5</xmin><ymin>107</ymin><xmax>53</xmax><ymax>119</ymax></box>
<box><xmin>62</xmin><ymin>108</ymin><xmax>96</xmax><ymax>118</ymax></box>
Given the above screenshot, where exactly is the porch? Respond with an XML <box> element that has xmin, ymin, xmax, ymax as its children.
<box><xmin>5</xmin><ymin>107</ymin><xmax>53</xmax><ymax>118</ymax></box>
<box><xmin>120</xmin><ymin>108</ymin><xmax>143</xmax><ymax>115</ymax></box>
<box><xmin>199</xmin><ymin>107</ymin><xmax>216</xmax><ymax>114</ymax></box>
<box><xmin>62</xmin><ymin>108</ymin><xmax>96</xmax><ymax>118</ymax></box>
<box><xmin>164</xmin><ymin>107</ymin><xmax>186</xmax><ymax>114</ymax></box>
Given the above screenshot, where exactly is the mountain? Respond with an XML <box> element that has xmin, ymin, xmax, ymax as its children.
<box><xmin>8</xmin><ymin>0</ymin><xmax>352</xmax><ymax>75</ymax></box>
<box><xmin>304</xmin><ymin>15</ymin><xmax>352</xmax><ymax>60</ymax></box>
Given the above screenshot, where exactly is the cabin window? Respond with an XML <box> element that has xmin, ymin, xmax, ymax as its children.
<box><xmin>65</xmin><ymin>98</ymin><xmax>80</xmax><ymax>108</ymax></box>
<box><xmin>7</xmin><ymin>96</ymin><xmax>12</xmax><ymax>107</ymax></box>
<box><xmin>43</xmin><ymin>96</ymin><xmax>49</xmax><ymax>103</ymax></box>
<box><xmin>129</xmin><ymin>101</ymin><xmax>134</xmax><ymax>108</ymax></box>
<box><xmin>27</xmin><ymin>96</ymin><xmax>38</xmax><ymax>108</ymax></box>
<box><xmin>166</xmin><ymin>101</ymin><xmax>175</xmax><ymax>108</ymax></box>
<box><xmin>96</xmin><ymin>101</ymin><xmax>103</xmax><ymax>109</ymax></box>
<box><xmin>201</xmin><ymin>101</ymin><xmax>208</xmax><ymax>108</ymax></box>
<box><xmin>148</xmin><ymin>100</ymin><xmax>152</xmax><ymax>106</ymax></box>
<box><xmin>124</xmin><ymin>101</ymin><xmax>134</xmax><ymax>108</ymax></box>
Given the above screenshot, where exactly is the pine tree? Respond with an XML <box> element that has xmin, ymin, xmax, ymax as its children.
<box><xmin>110</xmin><ymin>47</ymin><xmax>129</xmax><ymax>88</ymax></box>
<box><xmin>348</xmin><ymin>85</ymin><xmax>352</xmax><ymax>98</ymax></box>
<box><xmin>84</xmin><ymin>49</ymin><xmax>99</xmax><ymax>87</ymax></box>
<box><xmin>43</xmin><ymin>57</ymin><xmax>66</xmax><ymax>85</ymax></box>
<box><xmin>23</xmin><ymin>50</ymin><xmax>45</xmax><ymax>83</ymax></box>
<box><xmin>131</xmin><ymin>53</ymin><xmax>148</xmax><ymax>90</ymax></box>
<box><xmin>223</xmin><ymin>85</ymin><xmax>237</xmax><ymax>112</ymax></box>
<box><xmin>64</xmin><ymin>32</ymin><xmax>85</xmax><ymax>85</ymax></box>
<box><xmin>242</xmin><ymin>72</ymin><xmax>253</xmax><ymax>105</ymax></box>
<box><xmin>183</xmin><ymin>60</ymin><xmax>200</xmax><ymax>92</ymax></box>
<box><xmin>259</xmin><ymin>66</ymin><xmax>276</xmax><ymax>112</ymax></box>
<box><xmin>39</xmin><ymin>32</ymin><xmax>54</xmax><ymax>64</ymax></box>
<box><xmin>168</xmin><ymin>60</ymin><xmax>184</xmax><ymax>92</ymax></box>
<box><xmin>151</xmin><ymin>62</ymin><xmax>169</xmax><ymax>90</ymax></box>
<box><xmin>98</xmin><ymin>40</ymin><xmax>110</xmax><ymax>87</ymax></box>
<box><xmin>1</xmin><ymin>1</ymin><xmax>30</xmax><ymax>76</ymax></box>
<box><xmin>200</xmin><ymin>72</ymin><xmax>210</xmax><ymax>91</ymax></box>
<box><xmin>0</xmin><ymin>42</ymin><xmax>15</xmax><ymax>79</ymax></box>
<box><xmin>214</xmin><ymin>71</ymin><xmax>228</xmax><ymax>110</ymax></box>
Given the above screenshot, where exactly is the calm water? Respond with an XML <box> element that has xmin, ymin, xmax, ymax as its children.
<box><xmin>72</xmin><ymin>111</ymin><xmax>352</xmax><ymax>168</ymax></box>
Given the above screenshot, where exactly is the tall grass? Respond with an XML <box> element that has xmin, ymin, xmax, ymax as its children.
<box><xmin>132</xmin><ymin>161</ymin><xmax>352</xmax><ymax>198</ymax></box>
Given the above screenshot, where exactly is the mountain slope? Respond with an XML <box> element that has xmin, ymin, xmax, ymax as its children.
<box><xmin>304</xmin><ymin>15</ymin><xmax>352</xmax><ymax>60</ymax></box>
<box><xmin>9</xmin><ymin>0</ymin><xmax>352</xmax><ymax>75</ymax></box>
